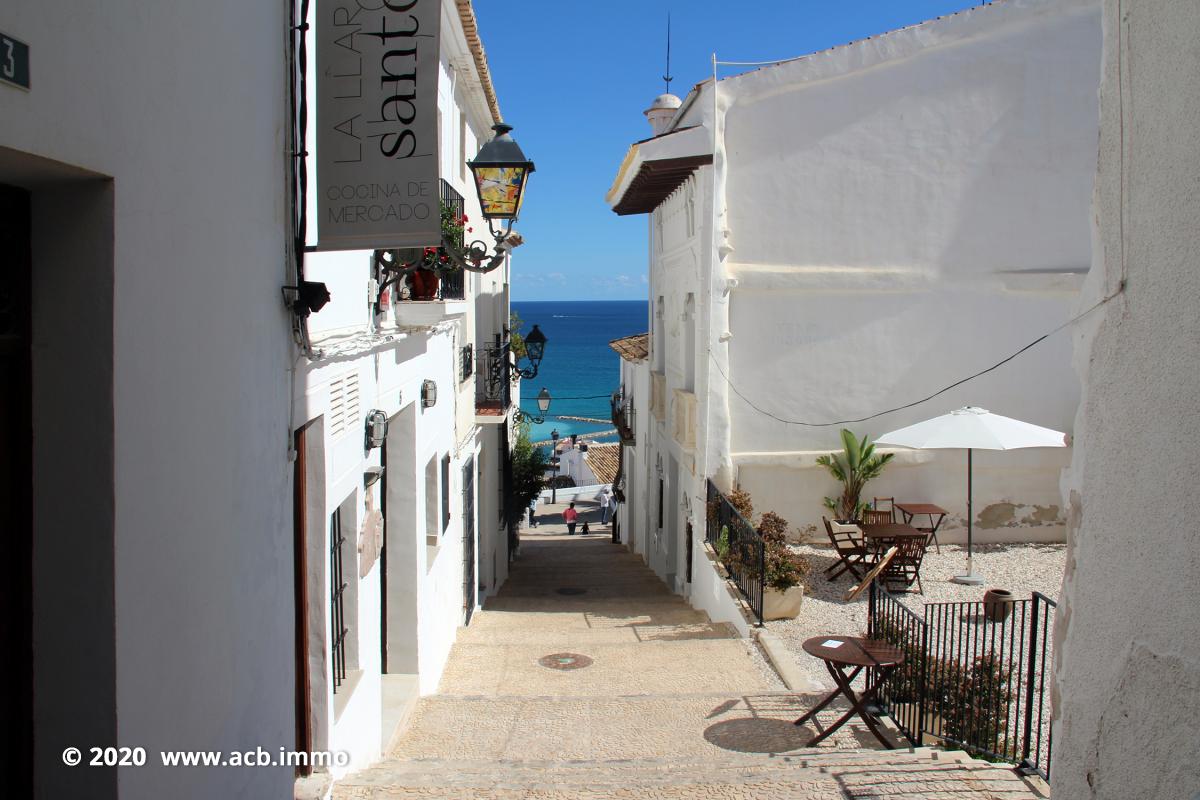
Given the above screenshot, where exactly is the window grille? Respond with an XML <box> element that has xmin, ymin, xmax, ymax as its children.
<box><xmin>461</xmin><ymin>344</ymin><xmax>474</xmax><ymax>381</ymax></box>
<box><xmin>329</xmin><ymin>508</ymin><xmax>348</xmax><ymax>692</ymax></box>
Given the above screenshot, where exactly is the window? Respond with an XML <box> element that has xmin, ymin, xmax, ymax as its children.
<box><xmin>658</xmin><ymin>479</ymin><xmax>665</xmax><ymax>530</ymax></box>
<box><xmin>441</xmin><ymin>453</ymin><xmax>451</xmax><ymax>532</ymax></box>
<box><xmin>461</xmin><ymin>344</ymin><xmax>473</xmax><ymax>381</ymax></box>
<box><xmin>425</xmin><ymin>454</ymin><xmax>439</xmax><ymax>542</ymax></box>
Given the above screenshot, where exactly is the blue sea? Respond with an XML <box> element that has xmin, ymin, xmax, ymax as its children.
<box><xmin>512</xmin><ymin>300</ymin><xmax>648</xmax><ymax>445</ymax></box>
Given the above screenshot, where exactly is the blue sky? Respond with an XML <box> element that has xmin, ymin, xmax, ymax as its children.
<box><xmin>472</xmin><ymin>1</ymin><xmax>984</xmax><ymax>301</ymax></box>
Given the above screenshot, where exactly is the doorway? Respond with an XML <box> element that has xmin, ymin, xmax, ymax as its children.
<box><xmin>0</xmin><ymin>182</ymin><xmax>33</xmax><ymax>790</ymax></box>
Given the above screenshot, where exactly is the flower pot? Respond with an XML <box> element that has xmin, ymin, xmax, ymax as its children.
<box><xmin>983</xmin><ymin>588</ymin><xmax>1014</xmax><ymax>623</ymax></box>
<box><xmin>406</xmin><ymin>268</ymin><xmax>440</xmax><ymax>300</ymax></box>
<box><xmin>763</xmin><ymin>585</ymin><xmax>805</xmax><ymax>620</ymax></box>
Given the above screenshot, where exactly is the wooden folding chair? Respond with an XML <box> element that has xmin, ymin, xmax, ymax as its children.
<box><xmin>872</xmin><ymin>497</ymin><xmax>896</xmax><ymax>521</ymax></box>
<box><xmin>861</xmin><ymin>509</ymin><xmax>893</xmax><ymax>527</ymax></box>
<box><xmin>881</xmin><ymin>534</ymin><xmax>928</xmax><ymax>594</ymax></box>
<box><xmin>823</xmin><ymin>516</ymin><xmax>872</xmax><ymax>581</ymax></box>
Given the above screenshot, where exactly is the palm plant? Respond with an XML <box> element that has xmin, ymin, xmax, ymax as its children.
<box><xmin>816</xmin><ymin>429</ymin><xmax>894</xmax><ymax>521</ymax></box>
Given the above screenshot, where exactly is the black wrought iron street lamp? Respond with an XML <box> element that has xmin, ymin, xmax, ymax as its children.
<box><xmin>513</xmin><ymin>323</ymin><xmax>546</xmax><ymax>379</ymax></box>
<box><xmin>515</xmin><ymin>387</ymin><xmax>552</xmax><ymax>425</ymax></box>
<box><xmin>440</xmin><ymin>123</ymin><xmax>535</xmax><ymax>274</ymax></box>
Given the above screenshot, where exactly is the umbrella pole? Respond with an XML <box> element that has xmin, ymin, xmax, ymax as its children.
<box><xmin>952</xmin><ymin>447</ymin><xmax>984</xmax><ymax>585</ymax></box>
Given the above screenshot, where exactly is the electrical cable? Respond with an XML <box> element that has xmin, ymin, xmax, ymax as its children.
<box><xmin>709</xmin><ymin>288</ymin><xmax>1123</xmax><ymax>428</ymax></box>
<box><xmin>518</xmin><ymin>394</ymin><xmax>613</xmax><ymax>401</ymax></box>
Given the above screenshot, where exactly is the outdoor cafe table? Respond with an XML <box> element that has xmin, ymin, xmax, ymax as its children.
<box><xmin>895</xmin><ymin>502</ymin><xmax>948</xmax><ymax>553</ymax></box>
<box><xmin>793</xmin><ymin>636</ymin><xmax>905</xmax><ymax>748</ymax></box>
<box><xmin>859</xmin><ymin>522</ymin><xmax>926</xmax><ymax>557</ymax></box>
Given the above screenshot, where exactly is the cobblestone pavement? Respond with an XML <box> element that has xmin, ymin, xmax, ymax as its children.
<box><xmin>334</xmin><ymin>515</ymin><xmax>1046</xmax><ymax>799</ymax></box>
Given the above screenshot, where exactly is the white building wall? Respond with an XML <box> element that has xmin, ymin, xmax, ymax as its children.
<box><xmin>294</xmin><ymin>0</ymin><xmax>513</xmax><ymax>779</ymax></box>
<box><xmin>714</xmin><ymin>0</ymin><xmax>1099</xmax><ymax>542</ymax></box>
<box><xmin>3</xmin><ymin>3</ymin><xmax>294</xmax><ymax>798</ymax></box>
<box><xmin>1053</xmin><ymin>1</ymin><xmax>1200</xmax><ymax>796</ymax></box>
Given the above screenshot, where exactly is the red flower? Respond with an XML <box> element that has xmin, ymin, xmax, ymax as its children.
<box><xmin>467</xmin><ymin>227</ymin><xmax>473</xmax><ymax>233</ymax></box>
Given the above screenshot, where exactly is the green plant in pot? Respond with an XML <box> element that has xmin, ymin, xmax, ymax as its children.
<box><xmin>757</xmin><ymin>512</ymin><xmax>812</xmax><ymax>620</ymax></box>
<box><xmin>816</xmin><ymin>428</ymin><xmax>894</xmax><ymax>522</ymax></box>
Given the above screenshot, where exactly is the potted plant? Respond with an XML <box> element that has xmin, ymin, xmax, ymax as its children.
<box><xmin>758</xmin><ymin>512</ymin><xmax>812</xmax><ymax>620</ymax></box>
<box><xmin>816</xmin><ymin>428</ymin><xmax>895</xmax><ymax>522</ymax></box>
<box><xmin>403</xmin><ymin>203</ymin><xmax>470</xmax><ymax>300</ymax></box>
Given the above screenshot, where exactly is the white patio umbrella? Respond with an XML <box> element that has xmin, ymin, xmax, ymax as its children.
<box><xmin>876</xmin><ymin>406</ymin><xmax>1067</xmax><ymax>585</ymax></box>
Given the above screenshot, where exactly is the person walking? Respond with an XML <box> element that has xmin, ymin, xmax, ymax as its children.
<box><xmin>599</xmin><ymin>488</ymin><xmax>612</xmax><ymax>525</ymax></box>
<box><xmin>527</xmin><ymin>499</ymin><xmax>537</xmax><ymax>528</ymax></box>
<box><xmin>563</xmin><ymin>502</ymin><xmax>578</xmax><ymax>535</ymax></box>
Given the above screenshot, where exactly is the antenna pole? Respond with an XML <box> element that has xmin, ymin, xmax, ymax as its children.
<box><xmin>663</xmin><ymin>12</ymin><xmax>673</xmax><ymax>94</ymax></box>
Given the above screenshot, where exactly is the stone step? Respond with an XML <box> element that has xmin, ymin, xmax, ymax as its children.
<box><xmin>335</xmin><ymin>747</ymin><xmax>1043</xmax><ymax>798</ymax></box>
<box><xmin>483</xmin><ymin>595</ymin><xmax>695</xmax><ymax>613</ymax></box>
<box><xmin>464</xmin><ymin>607</ymin><xmax>714</xmax><ymax>632</ymax></box>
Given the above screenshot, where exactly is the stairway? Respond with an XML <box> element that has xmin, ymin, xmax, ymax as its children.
<box><xmin>334</xmin><ymin>532</ymin><xmax>1046</xmax><ymax>799</ymax></box>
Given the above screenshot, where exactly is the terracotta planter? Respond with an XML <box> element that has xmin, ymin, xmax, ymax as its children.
<box><xmin>406</xmin><ymin>268</ymin><xmax>440</xmax><ymax>300</ymax></box>
<box><xmin>763</xmin><ymin>585</ymin><xmax>805</xmax><ymax>620</ymax></box>
<box><xmin>983</xmin><ymin>588</ymin><xmax>1014</xmax><ymax>623</ymax></box>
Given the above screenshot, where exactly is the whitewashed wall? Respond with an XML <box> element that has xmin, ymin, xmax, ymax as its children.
<box><xmin>2</xmin><ymin>2</ymin><xmax>294</xmax><ymax>798</ymax></box>
<box><xmin>714</xmin><ymin>0</ymin><xmax>1100</xmax><ymax>540</ymax></box>
<box><xmin>1053</xmin><ymin>1</ymin><xmax>1200</xmax><ymax>797</ymax></box>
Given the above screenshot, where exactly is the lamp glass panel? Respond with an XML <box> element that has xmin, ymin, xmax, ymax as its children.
<box><xmin>472</xmin><ymin>165</ymin><xmax>528</xmax><ymax>219</ymax></box>
<box><xmin>524</xmin><ymin>338</ymin><xmax>544</xmax><ymax>364</ymax></box>
<box><xmin>537</xmin><ymin>389</ymin><xmax>551</xmax><ymax>414</ymax></box>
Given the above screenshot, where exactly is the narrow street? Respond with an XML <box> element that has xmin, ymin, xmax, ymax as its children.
<box><xmin>335</xmin><ymin>507</ymin><xmax>1044</xmax><ymax>799</ymax></box>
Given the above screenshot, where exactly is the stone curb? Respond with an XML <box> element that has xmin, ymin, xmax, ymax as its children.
<box><xmin>753</xmin><ymin>629</ymin><xmax>825</xmax><ymax>693</ymax></box>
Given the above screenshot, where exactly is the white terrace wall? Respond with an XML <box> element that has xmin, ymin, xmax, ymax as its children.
<box><xmin>1053</xmin><ymin>1</ymin><xmax>1200</xmax><ymax>797</ymax></box>
<box><xmin>716</xmin><ymin>0</ymin><xmax>1100</xmax><ymax>541</ymax></box>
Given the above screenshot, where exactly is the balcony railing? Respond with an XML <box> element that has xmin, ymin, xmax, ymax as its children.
<box><xmin>475</xmin><ymin>337</ymin><xmax>511</xmax><ymax>416</ymax></box>
<box><xmin>611</xmin><ymin>387</ymin><xmax>636</xmax><ymax>445</ymax></box>
<box><xmin>391</xmin><ymin>179</ymin><xmax>465</xmax><ymax>302</ymax></box>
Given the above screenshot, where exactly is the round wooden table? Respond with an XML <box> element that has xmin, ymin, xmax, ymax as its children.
<box><xmin>793</xmin><ymin>635</ymin><xmax>905</xmax><ymax>748</ymax></box>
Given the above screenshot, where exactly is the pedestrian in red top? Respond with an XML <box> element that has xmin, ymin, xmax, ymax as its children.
<box><xmin>563</xmin><ymin>502</ymin><xmax>578</xmax><ymax>535</ymax></box>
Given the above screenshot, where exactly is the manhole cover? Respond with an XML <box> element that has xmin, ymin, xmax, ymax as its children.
<box><xmin>556</xmin><ymin>587</ymin><xmax>586</xmax><ymax>595</ymax></box>
<box><xmin>538</xmin><ymin>652</ymin><xmax>593</xmax><ymax>671</ymax></box>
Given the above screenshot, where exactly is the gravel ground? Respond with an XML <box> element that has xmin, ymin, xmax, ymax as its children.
<box><xmin>770</xmin><ymin>541</ymin><xmax>1066</xmax><ymax>688</ymax></box>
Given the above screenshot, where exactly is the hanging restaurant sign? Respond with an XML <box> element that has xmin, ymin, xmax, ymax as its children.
<box><xmin>315</xmin><ymin>0</ymin><xmax>441</xmax><ymax>251</ymax></box>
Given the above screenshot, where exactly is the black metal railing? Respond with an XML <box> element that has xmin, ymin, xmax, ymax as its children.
<box><xmin>438</xmin><ymin>179</ymin><xmax>466</xmax><ymax>300</ymax></box>
<box><xmin>476</xmin><ymin>336</ymin><xmax>511</xmax><ymax>410</ymax></box>
<box><xmin>329</xmin><ymin>508</ymin><xmax>348</xmax><ymax>693</ymax></box>
<box><xmin>868</xmin><ymin>584</ymin><xmax>1056</xmax><ymax>779</ymax></box>
<box><xmin>611</xmin><ymin>387</ymin><xmax>636</xmax><ymax>445</ymax></box>
<box><xmin>705</xmin><ymin>481</ymin><xmax>765</xmax><ymax>625</ymax></box>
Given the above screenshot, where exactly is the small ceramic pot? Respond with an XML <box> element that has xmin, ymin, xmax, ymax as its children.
<box><xmin>983</xmin><ymin>588</ymin><xmax>1015</xmax><ymax>623</ymax></box>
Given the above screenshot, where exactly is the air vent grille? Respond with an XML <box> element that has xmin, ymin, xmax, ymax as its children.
<box><xmin>328</xmin><ymin>372</ymin><xmax>360</xmax><ymax>440</ymax></box>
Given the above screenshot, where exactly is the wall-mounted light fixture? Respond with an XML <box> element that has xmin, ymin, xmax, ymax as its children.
<box><xmin>512</xmin><ymin>324</ymin><xmax>547</xmax><ymax>379</ymax></box>
<box><xmin>439</xmin><ymin>123</ymin><xmax>536</xmax><ymax>274</ymax></box>
<box><xmin>363</xmin><ymin>465</ymin><xmax>385</xmax><ymax>488</ymax></box>
<box><xmin>365</xmin><ymin>409</ymin><xmax>388</xmax><ymax>450</ymax></box>
<box><xmin>514</xmin><ymin>387</ymin><xmax>552</xmax><ymax>425</ymax></box>
<box><xmin>282</xmin><ymin>280</ymin><xmax>331</xmax><ymax>317</ymax></box>
<box><xmin>421</xmin><ymin>379</ymin><xmax>438</xmax><ymax>408</ymax></box>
